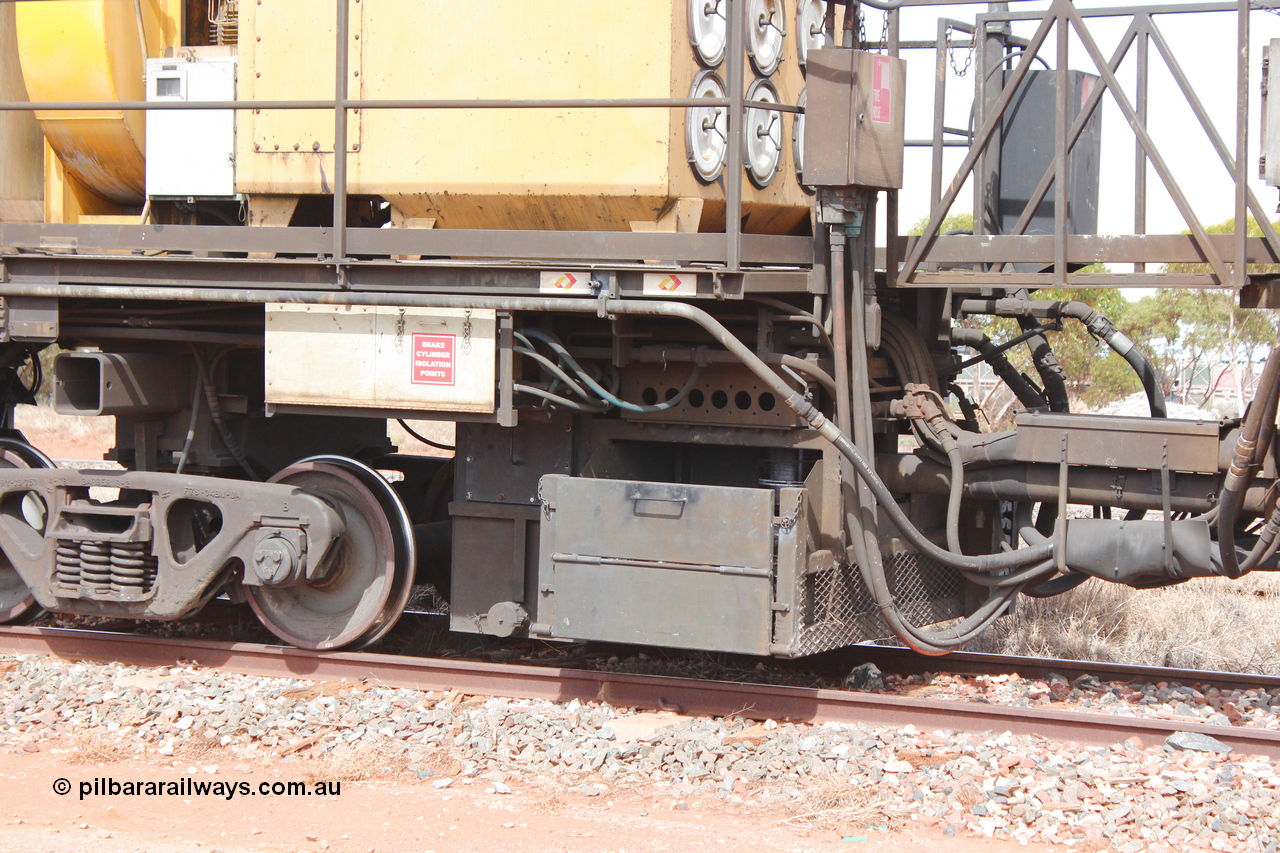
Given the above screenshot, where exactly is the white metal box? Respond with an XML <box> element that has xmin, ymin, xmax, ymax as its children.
<box><xmin>264</xmin><ymin>304</ymin><xmax>497</xmax><ymax>414</ymax></box>
<box><xmin>1264</xmin><ymin>40</ymin><xmax>1280</xmax><ymax>186</ymax></box>
<box><xmin>146</xmin><ymin>54</ymin><xmax>237</xmax><ymax>198</ymax></box>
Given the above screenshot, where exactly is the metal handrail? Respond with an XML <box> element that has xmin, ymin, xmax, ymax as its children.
<box><xmin>896</xmin><ymin>0</ymin><xmax>1274</xmax><ymax>289</ymax></box>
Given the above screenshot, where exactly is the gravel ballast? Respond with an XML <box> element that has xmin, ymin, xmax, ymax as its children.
<box><xmin>2</xmin><ymin>652</ymin><xmax>1278</xmax><ymax>852</ymax></box>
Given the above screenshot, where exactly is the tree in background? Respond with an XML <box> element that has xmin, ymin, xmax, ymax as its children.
<box><xmin>903</xmin><ymin>216</ymin><xmax>1279</xmax><ymax>420</ymax></box>
<box><xmin>1123</xmin><ymin>218</ymin><xmax>1280</xmax><ymax>413</ymax></box>
<box><xmin>1126</xmin><ymin>289</ymin><xmax>1278</xmax><ymax>411</ymax></box>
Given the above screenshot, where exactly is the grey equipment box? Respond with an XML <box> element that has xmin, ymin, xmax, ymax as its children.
<box><xmin>535</xmin><ymin>475</ymin><xmax>776</xmax><ymax>655</ymax></box>
<box><xmin>803</xmin><ymin>49</ymin><xmax>906</xmax><ymax>189</ymax></box>
<box><xmin>997</xmin><ymin>69</ymin><xmax>1102</xmax><ymax>239</ymax></box>
<box><xmin>1014</xmin><ymin>412</ymin><xmax>1220</xmax><ymax>474</ymax></box>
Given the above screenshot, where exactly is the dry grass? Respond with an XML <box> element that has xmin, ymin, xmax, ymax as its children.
<box><xmin>969</xmin><ymin>573</ymin><xmax>1280</xmax><ymax>674</ymax></box>
<box><xmin>299</xmin><ymin>739</ymin><xmax>413</xmax><ymax>784</ymax></box>
<box><xmin>533</xmin><ymin>791</ymin><xmax>566</xmax><ymax>814</ymax></box>
<box><xmin>64</xmin><ymin>732</ymin><xmax>131</xmax><ymax>765</ymax></box>
<box><xmin>177</xmin><ymin>734</ymin><xmax>230</xmax><ymax>762</ymax></box>
<box><xmin>782</xmin><ymin>773</ymin><xmax>901</xmax><ymax>833</ymax></box>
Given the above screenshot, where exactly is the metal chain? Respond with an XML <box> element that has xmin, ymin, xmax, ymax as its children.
<box><xmin>462</xmin><ymin>309</ymin><xmax>473</xmax><ymax>356</ymax></box>
<box><xmin>878</xmin><ymin>12</ymin><xmax>889</xmax><ymax>54</ymax></box>
<box><xmin>946</xmin><ymin>25</ymin><xmax>973</xmax><ymax>77</ymax></box>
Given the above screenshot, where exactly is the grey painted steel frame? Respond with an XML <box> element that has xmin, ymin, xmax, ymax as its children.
<box><xmin>895</xmin><ymin>0</ymin><xmax>1280</xmax><ymax>289</ymax></box>
<box><xmin>0</xmin><ymin>468</ymin><xmax>343</xmax><ymax>620</ymax></box>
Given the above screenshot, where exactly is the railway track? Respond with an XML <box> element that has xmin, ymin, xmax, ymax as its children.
<box><xmin>841</xmin><ymin>645</ymin><xmax>1280</xmax><ymax>694</ymax></box>
<box><xmin>2</xmin><ymin>624</ymin><xmax>1278</xmax><ymax>761</ymax></box>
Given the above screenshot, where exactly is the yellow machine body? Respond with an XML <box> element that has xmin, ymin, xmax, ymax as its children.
<box><xmin>15</xmin><ymin>0</ymin><xmax>181</xmax><ymax>212</ymax></box>
<box><xmin>237</xmin><ymin>0</ymin><xmax>811</xmax><ymax>233</ymax></box>
<box><xmin>0</xmin><ymin>4</ymin><xmax>43</xmax><ymax>222</ymax></box>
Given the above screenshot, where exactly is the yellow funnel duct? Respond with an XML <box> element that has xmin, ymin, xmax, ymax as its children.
<box><xmin>16</xmin><ymin>0</ymin><xmax>179</xmax><ymax>206</ymax></box>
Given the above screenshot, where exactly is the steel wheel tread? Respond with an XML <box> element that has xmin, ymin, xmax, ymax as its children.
<box><xmin>247</xmin><ymin>456</ymin><xmax>415</xmax><ymax>650</ymax></box>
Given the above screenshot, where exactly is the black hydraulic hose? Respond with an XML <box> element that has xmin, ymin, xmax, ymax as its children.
<box><xmin>1017</xmin><ymin>314</ymin><xmax>1070</xmax><ymax>412</ymax></box>
<box><xmin>950</xmin><ymin>327</ymin><xmax>1047</xmax><ymax>410</ymax></box>
<box><xmin>396</xmin><ymin>420</ymin><xmax>456</xmax><ymax>452</ymax></box>
<box><xmin>1057</xmin><ymin>301</ymin><xmax>1167</xmax><ymax>418</ymax></box>
<box><xmin>1220</xmin><ymin>342</ymin><xmax>1280</xmax><ymax>578</ymax></box>
<box><xmin>521</xmin><ymin>327</ymin><xmax>702</xmax><ymax>414</ymax></box>
<box><xmin>818</xmin><ymin>417</ymin><xmax>1053</xmax><ymax>572</ymax></box>
<box><xmin>1023</xmin><ymin>571</ymin><xmax>1091</xmax><ymax>598</ymax></box>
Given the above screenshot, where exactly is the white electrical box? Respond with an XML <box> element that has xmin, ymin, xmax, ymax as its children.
<box><xmin>1264</xmin><ymin>40</ymin><xmax>1280</xmax><ymax>186</ymax></box>
<box><xmin>146</xmin><ymin>53</ymin><xmax>237</xmax><ymax>198</ymax></box>
<box><xmin>264</xmin><ymin>304</ymin><xmax>497</xmax><ymax>414</ymax></box>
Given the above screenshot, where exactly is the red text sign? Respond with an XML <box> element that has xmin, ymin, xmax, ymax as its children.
<box><xmin>412</xmin><ymin>333</ymin><xmax>456</xmax><ymax>385</ymax></box>
<box><xmin>871</xmin><ymin>55</ymin><xmax>892</xmax><ymax>124</ymax></box>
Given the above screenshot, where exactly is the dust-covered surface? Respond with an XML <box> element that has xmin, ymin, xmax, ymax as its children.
<box><xmin>1</xmin><ymin>652</ymin><xmax>1278</xmax><ymax>852</ymax></box>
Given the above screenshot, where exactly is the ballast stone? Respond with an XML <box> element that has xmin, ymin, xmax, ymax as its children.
<box><xmin>1166</xmin><ymin>731</ymin><xmax>1232</xmax><ymax>754</ymax></box>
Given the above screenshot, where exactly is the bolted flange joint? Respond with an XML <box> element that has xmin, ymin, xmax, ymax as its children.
<box><xmin>250</xmin><ymin>528</ymin><xmax>307</xmax><ymax>586</ymax></box>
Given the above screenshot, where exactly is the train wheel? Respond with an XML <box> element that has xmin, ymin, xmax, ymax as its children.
<box><xmin>0</xmin><ymin>439</ymin><xmax>55</xmax><ymax>625</ymax></box>
<box><xmin>247</xmin><ymin>456</ymin><xmax>415</xmax><ymax>650</ymax></box>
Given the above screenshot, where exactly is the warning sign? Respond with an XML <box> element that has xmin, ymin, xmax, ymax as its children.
<box><xmin>642</xmin><ymin>272</ymin><xmax>693</xmax><ymax>296</ymax></box>
<box><xmin>870</xmin><ymin>55</ymin><xmax>892</xmax><ymax>124</ymax></box>
<box><xmin>411</xmin><ymin>333</ymin><xmax>456</xmax><ymax>385</ymax></box>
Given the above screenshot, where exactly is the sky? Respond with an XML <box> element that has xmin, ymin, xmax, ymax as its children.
<box><xmin>870</xmin><ymin>1</ymin><xmax>1280</xmax><ymax>249</ymax></box>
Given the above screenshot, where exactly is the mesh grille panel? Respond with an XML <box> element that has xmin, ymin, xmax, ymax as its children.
<box><xmin>790</xmin><ymin>550</ymin><xmax>965</xmax><ymax>657</ymax></box>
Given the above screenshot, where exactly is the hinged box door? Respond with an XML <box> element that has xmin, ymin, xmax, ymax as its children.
<box><xmin>537</xmin><ymin>475</ymin><xmax>775</xmax><ymax>655</ymax></box>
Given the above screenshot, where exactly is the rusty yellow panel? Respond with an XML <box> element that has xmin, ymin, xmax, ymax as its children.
<box><xmin>0</xmin><ymin>3</ymin><xmax>43</xmax><ymax>222</ymax></box>
<box><xmin>247</xmin><ymin>0</ymin><xmax>361</xmax><ymax>154</ymax></box>
<box><xmin>238</xmin><ymin>0</ymin><xmax>812</xmax><ymax>233</ymax></box>
<box><xmin>359</xmin><ymin>1</ymin><xmax>671</xmax><ymax>190</ymax></box>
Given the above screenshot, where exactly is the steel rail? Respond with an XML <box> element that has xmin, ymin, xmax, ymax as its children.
<box><xmin>0</xmin><ymin>626</ymin><xmax>1277</xmax><ymax>760</ymax></box>
<box><xmin>843</xmin><ymin>645</ymin><xmax>1280</xmax><ymax>693</ymax></box>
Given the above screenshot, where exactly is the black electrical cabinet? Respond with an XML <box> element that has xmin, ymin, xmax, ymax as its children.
<box><xmin>996</xmin><ymin>69</ymin><xmax>1103</xmax><ymax>242</ymax></box>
